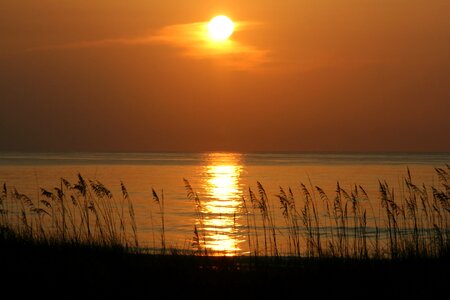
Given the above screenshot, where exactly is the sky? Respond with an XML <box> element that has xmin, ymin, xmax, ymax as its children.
<box><xmin>0</xmin><ymin>0</ymin><xmax>449</xmax><ymax>152</ymax></box>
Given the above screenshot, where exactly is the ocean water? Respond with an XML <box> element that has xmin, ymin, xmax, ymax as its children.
<box><xmin>1</xmin><ymin>152</ymin><xmax>448</xmax><ymax>255</ymax></box>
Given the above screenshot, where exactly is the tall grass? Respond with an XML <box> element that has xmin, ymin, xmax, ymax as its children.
<box><xmin>1</xmin><ymin>166</ymin><xmax>449</xmax><ymax>259</ymax></box>
<box><xmin>0</xmin><ymin>174</ymin><xmax>138</xmax><ymax>250</ymax></box>
<box><xmin>152</xmin><ymin>188</ymin><xmax>166</xmax><ymax>254</ymax></box>
<box><xmin>184</xmin><ymin>178</ymin><xmax>208</xmax><ymax>255</ymax></box>
<box><xmin>232</xmin><ymin>165</ymin><xmax>449</xmax><ymax>259</ymax></box>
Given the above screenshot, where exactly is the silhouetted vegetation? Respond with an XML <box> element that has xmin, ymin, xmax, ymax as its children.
<box><xmin>1</xmin><ymin>166</ymin><xmax>449</xmax><ymax>258</ymax></box>
<box><xmin>184</xmin><ymin>165</ymin><xmax>449</xmax><ymax>259</ymax></box>
<box><xmin>1</xmin><ymin>228</ymin><xmax>447</xmax><ymax>299</ymax></box>
<box><xmin>1</xmin><ymin>166</ymin><xmax>448</xmax><ymax>298</ymax></box>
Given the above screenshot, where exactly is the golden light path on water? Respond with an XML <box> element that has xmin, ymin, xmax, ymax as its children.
<box><xmin>201</xmin><ymin>153</ymin><xmax>245</xmax><ymax>255</ymax></box>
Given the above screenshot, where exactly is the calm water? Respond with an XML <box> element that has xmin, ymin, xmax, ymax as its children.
<box><xmin>1</xmin><ymin>152</ymin><xmax>449</xmax><ymax>255</ymax></box>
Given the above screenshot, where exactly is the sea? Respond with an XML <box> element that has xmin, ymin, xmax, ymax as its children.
<box><xmin>1</xmin><ymin>152</ymin><xmax>448</xmax><ymax>255</ymax></box>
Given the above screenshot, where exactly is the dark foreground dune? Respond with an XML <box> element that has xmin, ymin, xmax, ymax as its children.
<box><xmin>1</xmin><ymin>234</ymin><xmax>448</xmax><ymax>300</ymax></box>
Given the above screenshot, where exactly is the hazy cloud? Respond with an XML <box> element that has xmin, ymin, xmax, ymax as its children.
<box><xmin>29</xmin><ymin>21</ymin><xmax>268</xmax><ymax>71</ymax></box>
<box><xmin>151</xmin><ymin>21</ymin><xmax>268</xmax><ymax>70</ymax></box>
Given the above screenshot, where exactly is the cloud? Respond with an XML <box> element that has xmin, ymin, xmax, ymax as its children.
<box><xmin>151</xmin><ymin>21</ymin><xmax>268</xmax><ymax>70</ymax></box>
<box><xmin>28</xmin><ymin>21</ymin><xmax>269</xmax><ymax>71</ymax></box>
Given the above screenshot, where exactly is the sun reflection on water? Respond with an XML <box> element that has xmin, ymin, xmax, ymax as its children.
<box><xmin>201</xmin><ymin>153</ymin><xmax>245</xmax><ymax>255</ymax></box>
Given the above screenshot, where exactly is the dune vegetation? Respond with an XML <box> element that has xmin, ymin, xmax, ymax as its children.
<box><xmin>1</xmin><ymin>165</ymin><xmax>448</xmax><ymax>298</ymax></box>
<box><xmin>1</xmin><ymin>166</ymin><xmax>448</xmax><ymax>259</ymax></box>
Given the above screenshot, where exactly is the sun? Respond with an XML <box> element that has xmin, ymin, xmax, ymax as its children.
<box><xmin>207</xmin><ymin>15</ymin><xmax>235</xmax><ymax>41</ymax></box>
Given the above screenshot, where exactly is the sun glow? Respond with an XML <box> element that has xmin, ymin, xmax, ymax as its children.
<box><xmin>201</xmin><ymin>153</ymin><xmax>244</xmax><ymax>255</ymax></box>
<box><xmin>207</xmin><ymin>15</ymin><xmax>235</xmax><ymax>41</ymax></box>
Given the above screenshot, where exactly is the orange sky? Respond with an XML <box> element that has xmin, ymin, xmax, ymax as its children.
<box><xmin>0</xmin><ymin>0</ymin><xmax>449</xmax><ymax>152</ymax></box>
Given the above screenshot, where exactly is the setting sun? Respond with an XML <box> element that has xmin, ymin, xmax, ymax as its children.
<box><xmin>207</xmin><ymin>15</ymin><xmax>235</xmax><ymax>41</ymax></box>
